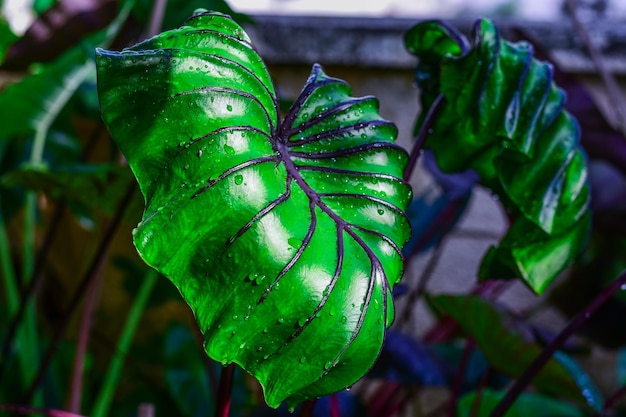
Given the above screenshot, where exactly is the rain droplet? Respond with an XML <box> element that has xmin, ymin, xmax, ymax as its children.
<box><xmin>232</xmin><ymin>315</ymin><xmax>239</xmax><ymax>320</ymax></box>
<box><xmin>226</xmin><ymin>104</ymin><xmax>233</xmax><ymax>112</ymax></box>
<box><xmin>298</xmin><ymin>317</ymin><xmax>307</xmax><ymax>327</ymax></box>
<box><xmin>341</xmin><ymin>316</ymin><xmax>347</xmax><ymax>323</ymax></box>
<box><xmin>197</xmin><ymin>150</ymin><xmax>203</xmax><ymax>158</ymax></box>
<box><xmin>300</xmin><ymin>356</ymin><xmax>306</xmax><ymax>364</ymax></box>
<box><xmin>224</xmin><ymin>144</ymin><xmax>235</xmax><ymax>154</ymax></box>
<box><xmin>184</xmin><ymin>164</ymin><xmax>189</xmax><ymax>170</ymax></box>
<box><xmin>277</xmin><ymin>318</ymin><xmax>285</xmax><ymax>324</ymax></box>
<box><xmin>234</xmin><ymin>174</ymin><xmax>244</xmax><ymax>185</ymax></box>
<box><xmin>324</xmin><ymin>361</ymin><xmax>332</xmax><ymax>370</ymax></box>
<box><xmin>377</xmin><ymin>209</ymin><xmax>384</xmax><ymax>215</ymax></box>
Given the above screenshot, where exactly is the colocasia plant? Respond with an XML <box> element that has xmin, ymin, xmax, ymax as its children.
<box><xmin>2</xmin><ymin>3</ymin><xmax>625</xmax><ymax>417</ymax></box>
<box><xmin>94</xmin><ymin>7</ymin><xmax>608</xmax><ymax>414</ymax></box>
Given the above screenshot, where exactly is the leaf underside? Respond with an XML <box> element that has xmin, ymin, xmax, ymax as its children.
<box><xmin>405</xmin><ymin>19</ymin><xmax>591</xmax><ymax>293</ymax></box>
<box><xmin>96</xmin><ymin>11</ymin><xmax>411</xmax><ymax>408</ymax></box>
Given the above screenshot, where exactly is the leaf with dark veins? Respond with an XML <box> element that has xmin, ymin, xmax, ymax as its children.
<box><xmin>96</xmin><ymin>10</ymin><xmax>411</xmax><ymax>408</ymax></box>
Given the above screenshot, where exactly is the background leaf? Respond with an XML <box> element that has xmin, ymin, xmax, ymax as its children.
<box><xmin>457</xmin><ymin>388</ymin><xmax>585</xmax><ymax>417</ymax></box>
<box><xmin>431</xmin><ymin>295</ymin><xmax>584</xmax><ymax>401</ymax></box>
<box><xmin>97</xmin><ymin>10</ymin><xmax>411</xmax><ymax>408</ymax></box>
<box><xmin>405</xmin><ymin>19</ymin><xmax>591</xmax><ymax>293</ymax></box>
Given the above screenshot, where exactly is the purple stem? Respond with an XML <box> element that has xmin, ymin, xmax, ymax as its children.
<box><xmin>594</xmin><ymin>383</ymin><xmax>626</xmax><ymax>416</ymax></box>
<box><xmin>403</xmin><ymin>94</ymin><xmax>445</xmax><ymax>182</ymax></box>
<box><xmin>67</xmin><ymin>242</ymin><xmax>108</xmax><ymax>412</ymax></box>
<box><xmin>447</xmin><ymin>338</ymin><xmax>476</xmax><ymax>417</ymax></box>
<box><xmin>0</xmin><ymin>404</ymin><xmax>85</xmax><ymax>417</ymax></box>
<box><xmin>330</xmin><ymin>393</ymin><xmax>340</xmax><ymax>417</ymax></box>
<box><xmin>214</xmin><ymin>364</ymin><xmax>235</xmax><ymax>417</ymax></box>
<box><xmin>298</xmin><ymin>399</ymin><xmax>317</xmax><ymax>417</ymax></box>
<box><xmin>489</xmin><ymin>270</ymin><xmax>626</xmax><ymax>417</ymax></box>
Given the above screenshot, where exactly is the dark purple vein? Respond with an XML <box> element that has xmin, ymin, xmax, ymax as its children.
<box><xmin>175</xmin><ymin>125</ymin><xmax>271</xmax><ymax>157</ymax></box>
<box><xmin>257</xmin><ymin>198</ymin><xmax>318</xmax><ymax>305</ymax></box>
<box><xmin>174</xmin><ymin>86</ymin><xmax>277</xmax><ymax>136</ymax></box>
<box><xmin>282</xmin><ymin>96</ymin><xmax>378</xmax><ymax>138</ymax></box>
<box><xmin>289</xmin><ymin>142</ymin><xmax>406</xmax><ymax>160</ymax></box>
<box><xmin>190</xmin><ymin>155</ymin><xmax>277</xmax><ymax>200</ymax></box>
<box><xmin>286</xmin><ymin>120</ymin><xmax>393</xmax><ymax>148</ymax></box>
<box><xmin>348</xmin><ymin>224</ymin><xmax>404</xmax><ymax>261</ymax></box>
<box><xmin>280</xmin><ymin>64</ymin><xmax>343</xmax><ymax>137</ymax></box>
<box><xmin>300</xmin><ymin>165</ymin><xmax>411</xmax><ymax>188</ymax></box>
<box><xmin>168</xmin><ymin>48</ymin><xmax>279</xmax><ymax>121</ymax></box>
<box><xmin>221</xmin><ymin>178</ymin><xmax>292</xmax><ymax>252</ymax></box>
<box><xmin>250</xmin><ymin>209</ymin><xmax>346</xmax><ymax>363</ymax></box>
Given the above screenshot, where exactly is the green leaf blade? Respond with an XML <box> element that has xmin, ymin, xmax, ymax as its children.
<box><xmin>97</xmin><ymin>11</ymin><xmax>411</xmax><ymax>408</ymax></box>
<box><xmin>405</xmin><ymin>18</ymin><xmax>591</xmax><ymax>293</ymax></box>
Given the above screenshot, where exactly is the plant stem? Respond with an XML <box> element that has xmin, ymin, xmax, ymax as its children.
<box><xmin>403</xmin><ymin>94</ymin><xmax>445</xmax><ymax>182</ymax></box>
<box><xmin>23</xmin><ymin>183</ymin><xmax>136</xmax><ymax>404</ymax></box>
<box><xmin>398</xmin><ymin>241</ymin><xmax>446</xmax><ymax>330</ymax></box>
<box><xmin>446</xmin><ymin>338</ymin><xmax>475</xmax><ymax>417</ymax></box>
<box><xmin>565</xmin><ymin>0</ymin><xmax>626</xmax><ymax>141</ymax></box>
<box><xmin>90</xmin><ymin>269</ymin><xmax>158</xmax><ymax>417</ymax></box>
<box><xmin>489</xmin><ymin>270</ymin><xmax>626</xmax><ymax>417</ymax></box>
<box><xmin>0</xmin><ymin>404</ymin><xmax>86</xmax><ymax>417</ymax></box>
<box><xmin>330</xmin><ymin>393</ymin><xmax>340</xmax><ymax>417</ymax></box>
<box><xmin>298</xmin><ymin>399</ymin><xmax>317</xmax><ymax>417</ymax></box>
<box><xmin>146</xmin><ymin>0</ymin><xmax>168</xmax><ymax>38</ymax></box>
<box><xmin>67</xmin><ymin>241</ymin><xmax>108</xmax><ymax>413</ymax></box>
<box><xmin>214</xmin><ymin>364</ymin><xmax>235</xmax><ymax>417</ymax></box>
<box><xmin>21</xmin><ymin>193</ymin><xmax>42</xmax><ymax>406</ymax></box>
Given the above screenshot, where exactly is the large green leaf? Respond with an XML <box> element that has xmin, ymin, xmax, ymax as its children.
<box><xmin>431</xmin><ymin>295</ymin><xmax>583</xmax><ymax>401</ymax></box>
<box><xmin>96</xmin><ymin>10</ymin><xmax>411</xmax><ymax>408</ymax></box>
<box><xmin>405</xmin><ymin>20</ymin><xmax>590</xmax><ymax>293</ymax></box>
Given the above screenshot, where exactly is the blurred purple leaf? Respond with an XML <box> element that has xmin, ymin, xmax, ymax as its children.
<box><xmin>368</xmin><ymin>330</ymin><xmax>448</xmax><ymax>386</ymax></box>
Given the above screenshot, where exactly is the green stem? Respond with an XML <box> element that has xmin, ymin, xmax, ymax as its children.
<box><xmin>90</xmin><ymin>269</ymin><xmax>158</xmax><ymax>417</ymax></box>
<box><xmin>21</xmin><ymin>193</ymin><xmax>42</xmax><ymax>406</ymax></box>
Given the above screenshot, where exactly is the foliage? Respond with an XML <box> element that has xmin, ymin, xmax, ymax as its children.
<box><xmin>0</xmin><ymin>2</ymin><xmax>624</xmax><ymax>417</ymax></box>
<box><xmin>96</xmin><ymin>10</ymin><xmax>411</xmax><ymax>407</ymax></box>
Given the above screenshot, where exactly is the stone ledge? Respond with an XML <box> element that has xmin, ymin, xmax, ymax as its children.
<box><xmin>243</xmin><ymin>15</ymin><xmax>626</xmax><ymax>74</ymax></box>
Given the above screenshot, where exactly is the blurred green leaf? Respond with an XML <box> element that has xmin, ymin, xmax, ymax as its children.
<box><xmin>0</xmin><ymin>17</ymin><xmax>17</xmax><ymax>65</ymax></box>
<box><xmin>457</xmin><ymin>388</ymin><xmax>584</xmax><ymax>417</ymax></box>
<box><xmin>164</xmin><ymin>323</ymin><xmax>214</xmax><ymax>417</ymax></box>
<box><xmin>1</xmin><ymin>163</ymin><xmax>142</xmax><ymax>221</ymax></box>
<box><xmin>405</xmin><ymin>19</ymin><xmax>590</xmax><ymax>294</ymax></box>
<box><xmin>432</xmin><ymin>295</ymin><xmax>584</xmax><ymax>402</ymax></box>
<box><xmin>553</xmin><ymin>351</ymin><xmax>602</xmax><ymax>411</ymax></box>
<box><xmin>0</xmin><ymin>46</ymin><xmax>92</xmax><ymax>144</ymax></box>
<box><xmin>619</xmin><ymin>348</ymin><xmax>626</xmax><ymax>386</ymax></box>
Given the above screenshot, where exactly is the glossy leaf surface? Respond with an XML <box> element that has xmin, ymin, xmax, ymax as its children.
<box><xmin>405</xmin><ymin>20</ymin><xmax>590</xmax><ymax>293</ymax></box>
<box><xmin>431</xmin><ymin>295</ymin><xmax>583</xmax><ymax>401</ymax></box>
<box><xmin>96</xmin><ymin>11</ymin><xmax>411</xmax><ymax>408</ymax></box>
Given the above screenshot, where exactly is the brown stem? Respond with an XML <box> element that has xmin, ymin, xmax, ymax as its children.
<box><xmin>23</xmin><ymin>182</ymin><xmax>136</xmax><ymax>403</ymax></box>
<box><xmin>214</xmin><ymin>364</ymin><xmax>235</xmax><ymax>417</ymax></box>
<box><xmin>489</xmin><ymin>270</ymin><xmax>626</xmax><ymax>417</ymax></box>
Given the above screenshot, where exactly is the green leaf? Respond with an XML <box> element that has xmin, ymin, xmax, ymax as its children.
<box><xmin>1</xmin><ymin>163</ymin><xmax>142</xmax><ymax>221</ymax></box>
<box><xmin>405</xmin><ymin>19</ymin><xmax>591</xmax><ymax>293</ymax></box>
<box><xmin>552</xmin><ymin>351</ymin><xmax>603</xmax><ymax>411</ymax></box>
<box><xmin>457</xmin><ymin>388</ymin><xmax>585</xmax><ymax>417</ymax></box>
<box><xmin>432</xmin><ymin>295</ymin><xmax>583</xmax><ymax>401</ymax></box>
<box><xmin>0</xmin><ymin>47</ymin><xmax>92</xmax><ymax>144</ymax></box>
<box><xmin>96</xmin><ymin>10</ymin><xmax>411</xmax><ymax>408</ymax></box>
<box><xmin>0</xmin><ymin>16</ymin><xmax>17</xmax><ymax>65</ymax></box>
